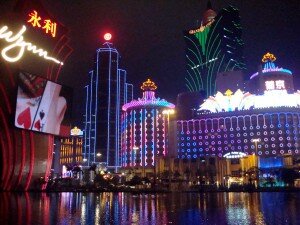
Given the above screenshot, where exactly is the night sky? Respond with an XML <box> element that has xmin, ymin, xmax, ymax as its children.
<box><xmin>2</xmin><ymin>0</ymin><xmax>300</xmax><ymax>125</ymax></box>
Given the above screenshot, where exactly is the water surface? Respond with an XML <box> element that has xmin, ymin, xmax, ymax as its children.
<box><xmin>0</xmin><ymin>192</ymin><xmax>299</xmax><ymax>225</ymax></box>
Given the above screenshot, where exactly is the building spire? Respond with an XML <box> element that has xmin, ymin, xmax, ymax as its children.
<box><xmin>207</xmin><ymin>0</ymin><xmax>212</xmax><ymax>10</ymax></box>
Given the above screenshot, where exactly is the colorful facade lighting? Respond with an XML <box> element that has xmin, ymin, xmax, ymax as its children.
<box><xmin>262</xmin><ymin>52</ymin><xmax>276</xmax><ymax>63</ymax></box>
<box><xmin>121</xmin><ymin>79</ymin><xmax>175</xmax><ymax>169</ymax></box>
<box><xmin>223</xmin><ymin>152</ymin><xmax>247</xmax><ymax>159</ymax></box>
<box><xmin>199</xmin><ymin>89</ymin><xmax>300</xmax><ymax>113</ymax></box>
<box><xmin>123</xmin><ymin>79</ymin><xmax>174</xmax><ymax>111</ymax></box>
<box><xmin>0</xmin><ymin>25</ymin><xmax>63</xmax><ymax>65</ymax></box>
<box><xmin>250</xmin><ymin>53</ymin><xmax>292</xmax><ymax>79</ymax></box>
<box><xmin>162</xmin><ymin>109</ymin><xmax>175</xmax><ymax>115</ymax></box>
<box><xmin>140</xmin><ymin>78</ymin><xmax>157</xmax><ymax>91</ymax></box>
<box><xmin>104</xmin><ymin>33</ymin><xmax>112</xmax><ymax>41</ymax></box>
<box><xmin>70</xmin><ymin>126</ymin><xmax>83</xmax><ymax>136</ymax></box>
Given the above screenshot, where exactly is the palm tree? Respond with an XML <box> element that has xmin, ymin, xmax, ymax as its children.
<box><xmin>246</xmin><ymin>166</ymin><xmax>261</xmax><ymax>187</ymax></box>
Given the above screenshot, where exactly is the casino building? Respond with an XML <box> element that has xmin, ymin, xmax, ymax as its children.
<box><xmin>83</xmin><ymin>39</ymin><xmax>133</xmax><ymax>171</ymax></box>
<box><xmin>121</xmin><ymin>79</ymin><xmax>175</xmax><ymax>177</ymax></box>
<box><xmin>176</xmin><ymin>53</ymin><xmax>300</xmax><ymax>186</ymax></box>
<box><xmin>0</xmin><ymin>0</ymin><xmax>72</xmax><ymax>190</ymax></box>
<box><xmin>183</xmin><ymin>2</ymin><xmax>246</xmax><ymax>96</ymax></box>
<box><xmin>52</xmin><ymin>127</ymin><xmax>84</xmax><ymax>178</ymax></box>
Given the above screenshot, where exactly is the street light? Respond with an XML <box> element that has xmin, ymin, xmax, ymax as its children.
<box><xmin>251</xmin><ymin>138</ymin><xmax>260</xmax><ymax>156</ymax></box>
<box><xmin>96</xmin><ymin>153</ymin><xmax>102</xmax><ymax>157</ymax></box>
<box><xmin>162</xmin><ymin>109</ymin><xmax>175</xmax><ymax>185</ymax></box>
<box><xmin>132</xmin><ymin>146</ymin><xmax>142</xmax><ymax>176</ymax></box>
<box><xmin>162</xmin><ymin>109</ymin><xmax>175</xmax><ymax>149</ymax></box>
<box><xmin>162</xmin><ymin>109</ymin><xmax>175</xmax><ymax>116</ymax></box>
<box><xmin>251</xmin><ymin>138</ymin><xmax>260</xmax><ymax>188</ymax></box>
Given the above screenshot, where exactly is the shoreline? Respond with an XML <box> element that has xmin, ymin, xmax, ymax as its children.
<box><xmin>3</xmin><ymin>186</ymin><xmax>300</xmax><ymax>193</ymax></box>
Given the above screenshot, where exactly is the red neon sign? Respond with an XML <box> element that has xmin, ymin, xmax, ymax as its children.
<box><xmin>27</xmin><ymin>10</ymin><xmax>57</xmax><ymax>38</ymax></box>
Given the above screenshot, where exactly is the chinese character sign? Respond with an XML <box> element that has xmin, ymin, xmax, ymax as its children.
<box><xmin>275</xmin><ymin>80</ymin><xmax>285</xmax><ymax>90</ymax></box>
<box><xmin>265</xmin><ymin>80</ymin><xmax>275</xmax><ymax>90</ymax></box>
<box><xmin>27</xmin><ymin>10</ymin><xmax>57</xmax><ymax>38</ymax></box>
<box><xmin>265</xmin><ymin>80</ymin><xmax>285</xmax><ymax>91</ymax></box>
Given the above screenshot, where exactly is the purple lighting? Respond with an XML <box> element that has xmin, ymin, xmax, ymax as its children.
<box><xmin>122</xmin><ymin>90</ymin><xmax>175</xmax><ymax>111</ymax></box>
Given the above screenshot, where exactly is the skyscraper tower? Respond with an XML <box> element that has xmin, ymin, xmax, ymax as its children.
<box><xmin>84</xmin><ymin>34</ymin><xmax>133</xmax><ymax>171</ymax></box>
<box><xmin>183</xmin><ymin>2</ymin><xmax>246</xmax><ymax>96</ymax></box>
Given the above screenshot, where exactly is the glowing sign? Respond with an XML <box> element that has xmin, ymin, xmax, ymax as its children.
<box><xmin>223</xmin><ymin>152</ymin><xmax>247</xmax><ymax>159</ymax></box>
<box><xmin>123</xmin><ymin>79</ymin><xmax>174</xmax><ymax>111</ymax></box>
<box><xmin>27</xmin><ymin>10</ymin><xmax>57</xmax><ymax>38</ymax></box>
<box><xmin>275</xmin><ymin>80</ymin><xmax>285</xmax><ymax>89</ymax></box>
<box><xmin>265</xmin><ymin>80</ymin><xmax>285</xmax><ymax>91</ymax></box>
<box><xmin>199</xmin><ymin>89</ymin><xmax>300</xmax><ymax>113</ymax></box>
<box><xmin>0</xmin><ymin>25</ymin><xmax>63</xmax><ymax>65</ymax></box>
<box><xmin>265</xmin><ymin>81</ymin><xmax>275</xmax><ymax>90</ymax></box>
<box><xmin>189</xmin><ymin>19</ymin><xmax>214</xmax><ymax>34</ymax></box>
<box><xmin>71</xmin><ymin>126</ymin><xmax>83</xmax><ymax>136</ymax></box>
<box><xmin>141</xmin><ymin>79</ymin><xmax>157</xmax><ymax>91</ymax></box>
<box><xmin>262</xmin><ymin>52</ymin><xmax>276</xmax><ymax>62</ymax></box>
<box><xmin>104</xmin><ymin>33</ymin><xmax>112</xmax><ymax>41</ymax></box>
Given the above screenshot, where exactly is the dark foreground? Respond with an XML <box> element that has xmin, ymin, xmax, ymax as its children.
<box><xmin>1</xmin><ymin>191</ymin><xmax>300</xmax><ymax>225</ymax></box>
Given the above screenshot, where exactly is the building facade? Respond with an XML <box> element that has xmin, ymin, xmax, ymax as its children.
<box><xmin>0</xmin><ymin>1</ymin><xmax>72</xmax><ymax>191</ymax></box>
<box><xmin>176</xmin><ymin>53</ymin><xmax>300</xmax><ymax>186</ymax></box>
<box><xmin>51</xmin><ymin>127</ymin><xmax>83</xmax><ymax>178</ymax></box>
<box><xmin>121</xmin><ymin>79</ymin><xmax>175</xmax><ymax>177</ymax></box>
<box><xmin>183</xmin><ymin>3</ymin><xmax>245</xmax><ymax>96</ymax></box>
<box><xmin>84</xmin><ymin>39</ymin><xmax>133</xmax><ymax>171</ymax></box>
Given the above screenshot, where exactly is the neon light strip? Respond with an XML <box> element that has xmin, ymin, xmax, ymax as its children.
<box><xmin>0</xmin><ymin>25</ymin><xmax>63</xmax><ymax>65</ymax></box>
<box><xmin>250</xmin><ymin>68</ymin><xmax>292</xmax><ymax>79</ymax></box>
<box><xmin>162</xmin><ymin>113</ymin><xmax>166</xmax><ymax>156</ymax></box>
<box><xmin>91</xmin><ymin>71</ymin><xmax>95</xmax><ymax>166</ymax></box>
<box><xmin>122</xmin><ymin>94</ymin><xmax>175</xmax><ymax>111</ymax></box>
<box><xmin>199</xmin><ymin>89</ymin><xmax>300</xmax><ymax>113</ymax></box>
<box><xmin>151</xmin><ymin>109</ymin><xmax>155</xmax><ymax>166</ymax></box>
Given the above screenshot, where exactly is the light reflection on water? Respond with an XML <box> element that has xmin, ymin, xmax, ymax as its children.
<box><xmin>0</xmin><ymin>192</ymin><xmax>299</xmax><ymax>225</ymax></box>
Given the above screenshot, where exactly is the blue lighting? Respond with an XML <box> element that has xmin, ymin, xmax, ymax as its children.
<box><xmin>259</xmin><ymin>157</ymin><xmax>284</xmax><ymax>169</ymax></box>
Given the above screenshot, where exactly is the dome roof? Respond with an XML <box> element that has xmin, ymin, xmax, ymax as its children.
<box><xmin>202</xmin><ymin>9</ymin><xmax>217</xmax><ymax>26</ymax></box>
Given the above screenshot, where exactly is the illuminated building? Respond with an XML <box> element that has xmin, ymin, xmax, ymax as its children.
<box><xmin>176</xmin><ymin>53</ymin><xmax>299</xmax><ymax>186</ymax></box>
<box><xmin>247</xmin><ymin>52</ymin><xmax>294</xmax><ymax>94</ymax></box>
<box><xmin>84</xmin><ymin>35</ymin><xmax>133</xmax><ymax>171</ymax></box>
<box><xmin>0</xmin><ymin>0</ymin><xmax>72</xmax><ymax>191</ymax></box>
<box><xmin>52</xmin><ymin>127</ymin><xmax>83</xmax><ymax>178</ymax></box>
<box><xmin>183</xmin><ymin>2</ymin><xmax>245</xmax><ymax>96</ymax></box>
<box><xmin>121</xmin><ymin>79</ymin><xmax>175</xmax><ymax>177</ymax></box>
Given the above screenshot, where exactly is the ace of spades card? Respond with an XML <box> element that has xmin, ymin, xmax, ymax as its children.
<box><xmin>15</xmin><ymin>86</ymin><xmax>44</xmax><ymax>130</ymax></box>
<box><xmin>31</xmin><ymin>81</ymin><xmax>67</xmax><ymax>135</ymax></box>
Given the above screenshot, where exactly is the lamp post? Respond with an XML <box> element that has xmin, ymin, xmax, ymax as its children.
<box><xmin>162</xmin><ymin>109</ymin><xmax>175</xmax><ymax>154</ymax></box>
<box><xmin>132</xmin><ymin>146</ymin><xmax>140</xmax><ymax>176</ymax></box>
<box><xmin>251</xmin><ymin>138</ymin><xmax>260</xmax><ymax>187</ymax></box>
<box><xmin>162</xmin><ymin>109</ymin><xmax>175</xmax><ymax>186</ymax></box>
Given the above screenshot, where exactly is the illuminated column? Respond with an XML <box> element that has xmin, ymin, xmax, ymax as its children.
<box><xmin>162</xmin><ymin>109</ymin><xmax>175</xmax><ymax>156</ymax></box>
<box><xmin>121</xmin><ymin>79</ymin><xmax>175</xmax><ymax>175</ymax></box>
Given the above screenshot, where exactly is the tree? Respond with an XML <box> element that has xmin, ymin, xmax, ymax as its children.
<box><xmin>174</xmin><ymin>170</ymin><xmax>181</xmax><ymax>180</ymax></box>
<box><xmin>184</xmin><ymin>167</ymin><xmax>191</xmax><ymax>181</ymax></box>
<box><xmin>246</xmin><ymin>166</ymin><xmax>261</xmax><ymax>186</ymax></box>
<box><xmin>128</xmin><ymin>175</ymin><xmax>142</xmax><ymax>186</ymax></box>
<box><xmin>89</xmin><ymin>164</ymin><xmax>97</xmax><ymax>171</ymax></box>
<box><xmin>72</xmin><ymin>165</ymin><xmax>82</xmax><ymax>179</ymax></box>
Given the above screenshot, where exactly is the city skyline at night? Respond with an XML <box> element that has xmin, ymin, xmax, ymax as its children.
<box><xmin>0</xmin><ymin>0</ymin><xmax>296</xmax><ymax>124</ymax></box>
<box><xmin>2</xmin><ymin>1</ymin><xmax>300</xmax><ymax>225</ymax></box>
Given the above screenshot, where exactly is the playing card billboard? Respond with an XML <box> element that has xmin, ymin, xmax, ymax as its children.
<box><xmin>15</xmin><ymin>71</ymin><xmax>72</xmax><ymax>135</ymax></box>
